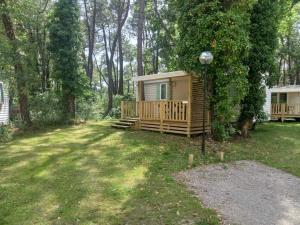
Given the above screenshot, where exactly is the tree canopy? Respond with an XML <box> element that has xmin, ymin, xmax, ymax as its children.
<box><xmin>0</xmin><ymin>0</ymin><xmax>299</xmax><ymax>139</ymax></box>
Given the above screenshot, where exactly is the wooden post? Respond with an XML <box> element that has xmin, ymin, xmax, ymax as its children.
<box><xmin>139</xmin><ymin>101</ymin><xmax>143</xmax><ymax>120</ymax></box>
<box><xmin>188</xmin><ymin>154</ymin><xmax>194</xmax><ymax>168</ymax></box>
<box><xmin>281</xmin><ymin>103</ymin><xmax>284</xmax><ymax>122</ymax></box>
<box><xmin>160</xmin><ymin>102</ymin><xmax>164</xmax><ymax>133</ymax></box>
<box><xmin>121</xmin><ymin>101</ymin><xmax>124</xmax><ymax>119</ymax></box>
<box><xmin>187</xmin><ymin>75</ymin><xmax>192</xmax><ymax>137</ymax></box>
<box><xmin>169</xmin><ymin>78</ymin><xmax>173</xmax><ymax>100</ymax></box>
<box><xmin>219</xmin><ymin>151</ymin><xmax>224</xmax><ymax>161</ymax></box>
<box><xmin>138</xmin><ymin>81</ymin><xmax>142</xmax><ymax>101</ymax></box>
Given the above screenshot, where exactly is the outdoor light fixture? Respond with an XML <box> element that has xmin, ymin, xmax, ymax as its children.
<box><xmin>199</xmin><ymin>51</ymin><xmax>214</xmax><ymax>65</ymax></box>
<box><xmin>199</xmin><ymin>51</ymin><xmax>213</xmax><ymax>156</ymax></box>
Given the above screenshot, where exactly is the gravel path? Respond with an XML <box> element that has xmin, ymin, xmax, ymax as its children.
<box><xmin>176</xmin><ymin>161</ymin><xmax>300</xmax><ymax>225</ymax></box>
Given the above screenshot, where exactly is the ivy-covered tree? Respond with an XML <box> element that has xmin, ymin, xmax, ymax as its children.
<box><xmin>177</xmin><ymin>0</ymin><xmax>250</xmax><ymax>140</ymax></box>
<box><xmin>239</xmin><ymin>0</ymin><xmax>281</xmax><ymax>137</ymax></box>
<box><xmin>0</xmin><ymin>0</ymin><xmax>32</xmax><ymax>125</ymax></box>
<box><xmin>49</xmin><ymin>0</ymin><xmax>88</xmax><ymax>121</ymax></box>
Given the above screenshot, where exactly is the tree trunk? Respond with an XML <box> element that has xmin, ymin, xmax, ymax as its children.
<box><xmin>1</xmin><ymin>0</ymin><xmax>31</xmax><ymax>125</ymax></box>
<box><xmin>137</xmin><ymin>0</ymin><xmax>145</xmax><ymax>76</ymax></box>
<box><xmin>118</xmin><ymin>9</ymin><xmax>124</xmax><ymax>95</ymax></box>
<box><xmin>36</xmin><ymin>24</ymin><xmax>50</xmax><ymax>92</ymax></box>
<box><xmin>102</xmin><ymin>26</ymin><xmax>114</xmax><ymax>115</ymax></box>
<box><xmin>63</xmin><ymin>90</ymin><xmax>75</xmax><ymax>122</ymax></box>
<box><xmin>103</xmin><ymin>0</ymin><xmax>130</xmax><ymax>114</ymax></box>
<box><xmin>83</xmin><ymin>0</ymin><xmax>97</xmax><ymax>86</ymax></box>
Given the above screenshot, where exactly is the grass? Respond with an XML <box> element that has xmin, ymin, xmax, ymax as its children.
<box><xmin>226</xmin><ymin>122</ymin><xmax>300</xmax><ymax>177</ymax></box>
<box><xmin>0</xmin><ymin>121</ymin><xmax>299</xmax><ymax>224</ymax></box>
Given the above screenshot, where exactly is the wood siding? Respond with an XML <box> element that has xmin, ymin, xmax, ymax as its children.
<box><xmin>190</xmin><ymin>75</ymin><xmax>210</xmax><ymax>135</ymax></box>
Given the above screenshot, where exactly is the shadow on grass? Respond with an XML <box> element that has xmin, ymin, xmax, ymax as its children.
<box><xmin>4</xmin><ymin>121</ymin><xmax>299</xmax><ymax>224</ymax></box>
<box><xmin>0</xmin><ymin>121</ymin><xmax>220</xmax><ymax>225</ymax></box>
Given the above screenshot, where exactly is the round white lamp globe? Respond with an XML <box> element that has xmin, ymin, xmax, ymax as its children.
<box><xmin>199</xmin><ymin>51</ymin><xmax>213</xmax><ymax>65</ymax></box>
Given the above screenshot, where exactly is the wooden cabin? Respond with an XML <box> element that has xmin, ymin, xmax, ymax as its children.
<box><xmin>112</xmin><ymin>71</ymin><xmax>210</xmax><ymax>137</ymax></box>
<box><xmin>0</xmin><ymin>81</ymin><xmax>9</xmax><ymax>124</ymax></box>
<box><xmin>264</xmin><ymin>85</ymin><xmax>300</xmax><ymax>121</ymax></box>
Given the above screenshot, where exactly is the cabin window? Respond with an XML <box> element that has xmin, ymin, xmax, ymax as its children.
<box><xmin>279</xmin><ymin>93</ymin><xmax>287</xmax><ymax>104</ymax></box>
<box><xmin>160</xmin><ymin>83</ymin><xmax>167</xmax><ymax>100</ymax></box>
<box><xmin>0</xmin><ymin>83</ymin><xmax>4</xmax><ymax>104</ymax></box>
<box><xmin>271</xmin><ymin>93</ymin><xmax>278</xmax><ymax>104</ymax></box>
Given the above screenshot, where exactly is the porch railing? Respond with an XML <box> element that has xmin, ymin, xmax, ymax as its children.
<box><xmin>271</xmin><ymin>104</ymin><xmax>300</xmax><ymax>116</ymax></box>
<box><xmin>121</xmin><ymin>100</ymin><xmax>189</xmax><ymax>122</ymax></box>
<box><xmin>121</xmin><ymin>101</ymin><xmax>139</xmax><ymax>118</ymax></box>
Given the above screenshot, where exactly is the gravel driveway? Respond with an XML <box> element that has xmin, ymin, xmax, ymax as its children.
<box><xmin>176</xmin><ymin>161</ymin><xmax>300</xmax><ymax>225</ymax></box>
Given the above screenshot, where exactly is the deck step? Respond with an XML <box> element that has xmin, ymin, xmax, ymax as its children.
<box><xmin>120</xmin><ymin>119</ymin><xmax>139</xmax><ymax>122</ymax></box>
<box><xmin>111</xmin><ymin>124</ymin><xmax>131</xmax><ymax>129</ymax></box>
<box><xmin>115</xmin><ymin>121</ymin><xmax>133</xmax><ymax>126</ymax></box>
<box><xmin>112</xmin><ymin>118</ymin><xmax>139</xmax><ymax>130</ymax></box>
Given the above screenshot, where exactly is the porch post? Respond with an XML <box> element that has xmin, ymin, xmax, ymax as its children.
<box><xmin>187</xmin><ymin>75</ymin><xmax>192</xmax><ymax>137</ymax></box>
<box><xmin>138</xmin><ymin>81</ymin><xmax>145</xmax><ymax>120</ymax></box>
<box><xmin>160</xmin><ymin>102</ymin><xmax>164</xmax><ymax>133</ymax></box>
<box><xmin>121</xmin><ymin>101</ymin><xmax>124</xmax><ymax>119</ymax></box>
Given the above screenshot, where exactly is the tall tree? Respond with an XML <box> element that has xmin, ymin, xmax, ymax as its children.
<box><xmin>137</xmin><ymin>0</ymin><xmax>145</xmax><ymax>76</ymax></box>
<box><xmin>239</xmin><ymin>0</ymin><xmax>280</xmax><ymax>137</ymax></box>
<box><xmin>0</xmin><ymin>0</ymin><xmax>31</xmax><ymax>125</ymax></box>
<box><xmin>177</xmin><ymin>0</ymin><xmax>250</xmax><ymax>140</ymax></box>
<box><xmin>83</xmin><ymin>0</ymin><xmax>97</xmax><ymax>85</ymax></box>
<box><xmin>49</xmin><ymin>0</ymin><xmax>87</xmax><ymax>121</ymax></box>
<box><xmin>117</xmin><ymin>0</ymin><xmax>124</xmax><ymax>95</ymax></box>
<box><xmin>277</xmin><ymin>2</ymin><xmax>300</xmax><ymax>85</ymax></box>
<box><xmin>104</xmin><ymin>0</ymin><xmax>130</xmax><ymax>114</ymax></box>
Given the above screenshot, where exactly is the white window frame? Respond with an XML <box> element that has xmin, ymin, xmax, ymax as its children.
<box><xmin>160</xmin><ymin>83</ymin><xmax>168</xmax><ymax>100</ymax></box>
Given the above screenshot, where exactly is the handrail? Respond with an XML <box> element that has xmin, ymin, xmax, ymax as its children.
<box><xmin>271</xmin><ymin>103</ymin><xmax>300</xmax><ymax>115</ymax></box>
<box><xmin>121</xmin><ymin>100</ymin><xmax>189</xmax><ymax>122</ymax></box>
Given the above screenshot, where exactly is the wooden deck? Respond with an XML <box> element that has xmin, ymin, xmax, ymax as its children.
<box><xmin>118</xmin><ymin>74</ymin><xmax>211</xmax><ymax>137</ymax></box>
<box><xmin>121</xmin><ymin>100</ymin><xmax>210</xmax><ymax>136</ymax></box>
<box><xmin>271</xmin><ymin>104</ymin><xmax>300</xmax><ymax>119</ymax></box>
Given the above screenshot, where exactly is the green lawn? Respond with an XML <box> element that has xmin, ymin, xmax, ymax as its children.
<box><xmin>226</xmin><ymin>122</ymin><xmax>300</xmax><ymax>177</ymax></box>
<box><xmin>0</xmin><ymin>121</ymin><xmax>299</xmax><ymax>225</ymax></box>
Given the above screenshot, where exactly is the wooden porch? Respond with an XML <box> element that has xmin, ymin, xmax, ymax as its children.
<box><xmin>120</xmin><ymin>100</ymin><xmax>210</xmax><ymax>137</ymax></box>
<box><xmin>271</xmin><ymin>104</ymin><xmax>300</xmax><ymax>119</ymax></box>
<box><xmin>112</xmin><ymin>72</ymin><xmax>211</xmax><ymax>137</ymax></box>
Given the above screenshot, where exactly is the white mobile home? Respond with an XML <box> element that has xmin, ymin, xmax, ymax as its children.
<box><xmin>0</xmin><ymin>82</ymin><xmax>9</xmax><ymax>124</ymax></box>
<box><xmin>264</xmin><ymin>85</ymin><xmax>300</xmax><ymax>121</ymax></box>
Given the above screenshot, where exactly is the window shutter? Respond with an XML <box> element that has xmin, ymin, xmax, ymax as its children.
<box><xmin>156</xmin><ymin>84</ymin><xmax>160</xmax><ymax>100</ymax></box>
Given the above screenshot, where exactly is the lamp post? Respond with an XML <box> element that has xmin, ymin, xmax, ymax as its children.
<box><xmin>199</xmin><ymin>51</ymin><xmax>213</xmax><ymax>156</ymax></box>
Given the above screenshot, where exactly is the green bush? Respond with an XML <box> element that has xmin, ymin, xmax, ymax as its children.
<box><xmin>29</xmin><ymin>92</ymin><xmax>64</xmax><ymax>126</ymax></box>
<box><xmin>0</xmin><ymin>124</ymin><xmax>12</xmax><ymax>143</ymax></box>
<box><xmin>76</xmin><ymin>96</ymin><xmax>102</xmax><ymax>121</ymax></box>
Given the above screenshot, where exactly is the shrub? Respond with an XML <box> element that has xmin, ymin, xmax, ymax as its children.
<box><xmin>29</xmin><ymin>92</ymin><xmax>64</xmax><ymax>126</ymax></box>
<box><xmin>0</xmin><ymin>124</ymin><xmax>12</xmax><ymax>143</ymax></box>
<box><xmin>76</xmin><ymin>96</ymin><xmax>102</xmax><ymax>121</ymax></box>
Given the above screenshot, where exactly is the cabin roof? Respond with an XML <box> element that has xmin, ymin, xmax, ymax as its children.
<box><xmin>271</xmin><ymin>85</ymin><xmax>300</xmax><ymax>93</ymax></box>
<box><xmin>132</xmin><ymin>71</ymin><xmax>189</xmax><ymax>82</ymax></box>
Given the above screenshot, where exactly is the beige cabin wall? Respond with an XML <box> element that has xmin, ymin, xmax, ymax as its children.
<box><xmin>287</xmin><ymin>92</ymin><xmax>300</xmax><ymax>105</ymax></box>
<box><xmin>170</xmin><ymin>77</ymin><xmax>189</xmax><ymax>100</ymax></box>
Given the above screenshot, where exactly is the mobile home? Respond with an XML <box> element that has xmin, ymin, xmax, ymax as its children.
<box><xmin>112</xmin><ymin>71</ymin><xmax>210</xmax><ymax>137</ymax></box>
<box><xmin>264</xmin><ymin>85</ymin><xmax>300</xmax><ymax>121</ymax></box>
<box><xmin>0</xmin><ymin>81</ymin><xmax>9</xmax><ymax>124</ymax></box>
